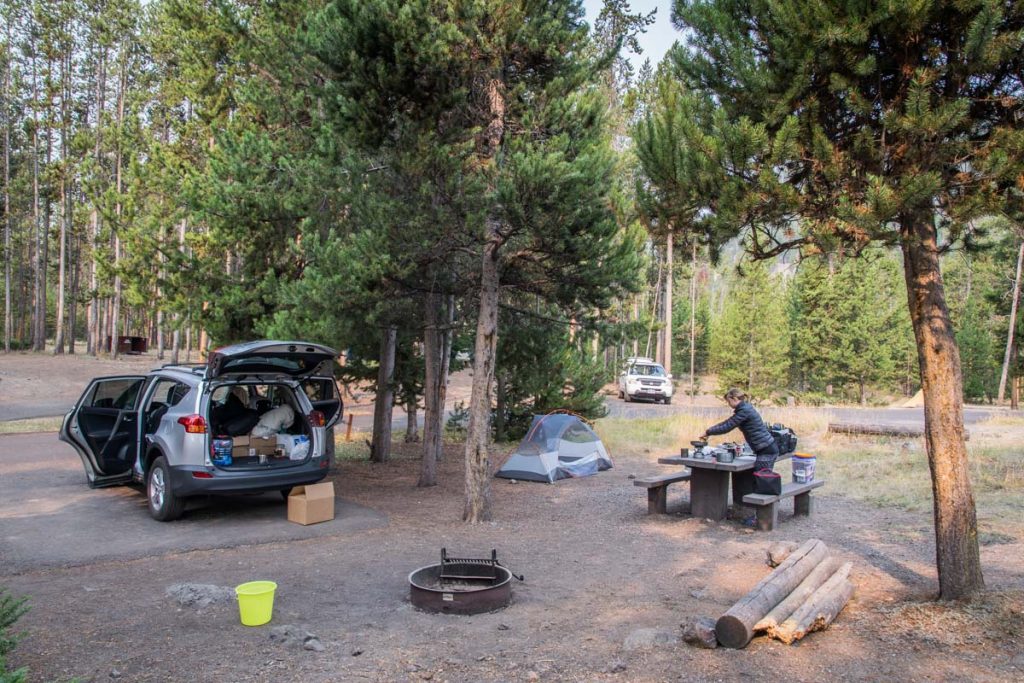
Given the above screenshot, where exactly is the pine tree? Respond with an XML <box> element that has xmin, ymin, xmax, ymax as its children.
<box><xmin>669</xmin><ymin>0</ymin><xmax>1024</xmax><ymax>599</ymax></box>
<box><xmin>308</xmin><ymin>0</ymin><xmax>643</xmax><ymax>521</ymax></box>
<box><xmin>709</xmin><ymin>261</ymin><xmax>789</xmax><ymax>398</ymax></box>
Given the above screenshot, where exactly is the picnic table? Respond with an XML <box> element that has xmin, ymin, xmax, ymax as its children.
<box><xmin>656</xmin><ymin>451</ymin><xmax>794</xmax><ymax>521</ymax></box>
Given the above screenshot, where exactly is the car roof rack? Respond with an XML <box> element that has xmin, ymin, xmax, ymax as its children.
<box><xmin>160</xmin><ymin>363</ymin><xmax>207</xmax><ymax>375</ymax></box>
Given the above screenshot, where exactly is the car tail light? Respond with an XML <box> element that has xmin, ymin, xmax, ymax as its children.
<box><xmin>191</xmin><ymin>471</ymin><xmax>213</xmax><ymax>479</ymax></box>
<box><xmin>177</xmin><ymin>414</ymin><xmax>207</xmax><ymax>434</ymax></box>
<box><xmin>309</xmin><ymin>410</ymin><xmax>325</xmax><ymax>427</ymax></box>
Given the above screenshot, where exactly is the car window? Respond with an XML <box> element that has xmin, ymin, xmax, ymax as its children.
<box><xmin>88</xmin><ymin>379</ymin><xmax>145</xmax><ymax>410</ymax></box>
<box><xmin>301</xmin><ymin>378</ymin><xmax>338</xmax><ymax>402</ymax></box>
<box><xmin>631</xmin><ymin>364</ymin><xmax>665</xmax><ymax>377</ymax></box>
<box><xmin>148</xmin><ymin>379</ymin><xmax>190</xmax><ymax>408</ymax></box>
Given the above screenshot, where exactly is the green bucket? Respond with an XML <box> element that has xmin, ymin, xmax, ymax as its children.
<box><xmin>235</xmin><ymin>581</ymin><xmax>277</xmax><ymax>626</ymax></box>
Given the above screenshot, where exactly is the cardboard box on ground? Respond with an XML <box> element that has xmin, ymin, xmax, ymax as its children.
<box><xmin>288</xmin><ymin>482</ymin><xmax>335</xmax><ymax>525</ymax></box>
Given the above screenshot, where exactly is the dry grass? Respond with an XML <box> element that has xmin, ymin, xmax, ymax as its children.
<box><xmin>595</xmin><ymin>407</ymin><xmax>832</xmax><ymax>460</ymax></box>
<box><xmin>975</xmin><ymin>412</ymin><xmax>1024</xmax><ymax>427</ymax></box>
<box><xmin>0</xmin><ymin>417</ymin><xmax>63</xmax><ymax>434</ymax></box>
<box><xmin>876</xmin><ymin>589</ymin><xmax>1024</xmax><ymax>647</ymax></box>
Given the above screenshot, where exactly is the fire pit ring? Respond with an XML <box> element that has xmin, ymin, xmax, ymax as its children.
<box><xmin>408</xmin><ymin>564</ymin><xmax>513</xmax><ymax>615</ymax></box>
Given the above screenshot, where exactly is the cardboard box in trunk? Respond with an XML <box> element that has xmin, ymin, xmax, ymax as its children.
<box><xmin>231</xmin><ymin>435</ymin><xmax>251</xmax><ymax>458</ymax></box>
<box><xmin>287</xmin><ymin>482</ymin><xmax>335</xmax><ymax>525</ymax></box>
<box><xmin>250</xmin><ymin>436</ymin><xmax>278</xmax><ymax>455</ymax></box>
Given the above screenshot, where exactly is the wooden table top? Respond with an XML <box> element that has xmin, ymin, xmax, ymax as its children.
<box><xmin>657</xmin><ymin>451</ymin><xmax>793</xmax><ymax>472</ymax></box>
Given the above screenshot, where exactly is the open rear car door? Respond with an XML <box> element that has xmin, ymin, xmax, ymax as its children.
<box><xmin>206</xmin><ymin>340</ymin><xmax>337</xmax><ymax>379</ymax></box>
<box><xmin>59</xmin><ymin>375</ymin><xmax>146</xmax><ymax>487</ymax></box>
<box><xmin>301</xmin><ymin>376</ymin><xmax>343</xmax><ymax>428</ymax></box>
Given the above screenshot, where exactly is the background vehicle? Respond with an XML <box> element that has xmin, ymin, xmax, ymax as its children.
<box><xmin>59</xmin><ymin>341</ymin><xmax>342</xmax><ymax>521</ymax></box>
<box><xmin>618</xmin><ymin>357</ymin><xmax>674</xmax><ymax>404</ymax></box>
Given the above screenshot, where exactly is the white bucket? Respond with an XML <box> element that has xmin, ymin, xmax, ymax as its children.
<box><xmin>792</xmin><ymin>454</ymin><xmax>816</xmax><ymax>483</ymax></box>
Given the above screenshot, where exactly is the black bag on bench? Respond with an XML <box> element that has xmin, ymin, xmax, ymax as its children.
<box><xmin>753</xmin><ymin>468</ymin><xmax>782</xmax><ymax>496</ymax></box>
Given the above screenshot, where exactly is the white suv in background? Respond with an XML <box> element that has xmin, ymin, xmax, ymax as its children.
<box><xmin>618</xmin><ymin>357</ymin><xmax>674</xmax><ymax>404</ymax></box>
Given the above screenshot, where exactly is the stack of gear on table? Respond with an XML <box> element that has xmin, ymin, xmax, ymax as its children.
<box><xmin>209</xmin><ymin>387</ymin><xmax>311</xmax><ymax>467</ymax></box>
<box><xmin>685</xmin><ymin>440</ymin><xmax>752</xmax><ymax>463</ymax></box>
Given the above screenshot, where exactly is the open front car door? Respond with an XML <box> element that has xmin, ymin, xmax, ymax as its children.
<box><xmin>59</xmin><ymin>375</ymin><xmax>146</xmax><ymax>488</ymax></box>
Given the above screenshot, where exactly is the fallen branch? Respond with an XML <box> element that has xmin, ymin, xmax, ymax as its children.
<box><xmin>773</xmin><ymin>562</ymin><xmax>854</xmax><ymax>645</ymax></box>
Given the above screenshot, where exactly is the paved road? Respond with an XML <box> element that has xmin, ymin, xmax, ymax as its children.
<box><xmin>0</xmin><ymin>432</ymin><xmax>387</xmax><ymax>574</ymax></box>
<box><xmin>604</xmin><ymin>397</ymin><xmax>1002</xmax><ymax>427</ymax></box>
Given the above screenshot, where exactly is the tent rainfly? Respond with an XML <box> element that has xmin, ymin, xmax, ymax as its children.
<box><xmin>495</xmin><ymin>413</ymin><xmax>612</xmax><ymax>483</ymax></box>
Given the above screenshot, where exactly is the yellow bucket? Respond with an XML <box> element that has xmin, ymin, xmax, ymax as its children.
<box><xmin>235</xmin><ymin>581</ymin><xmax>277</xmax><ymax>626</ymax></box>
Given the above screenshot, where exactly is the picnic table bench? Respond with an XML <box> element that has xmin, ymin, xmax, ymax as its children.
<box><xmin>743</xmin><ymin>479</ymin><xmax>825</xmax><ymax>531</ymax></box>
<box><xmin>633</xmin><ymin>470</ymin><xmax>692</xmax><ymax>514</ymax></box>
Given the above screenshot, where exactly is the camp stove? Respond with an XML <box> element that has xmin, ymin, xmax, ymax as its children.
<box><xmin>409</xmin><ymin>549</ymin><xmax>523</xmax><ymax>615</ymax></box>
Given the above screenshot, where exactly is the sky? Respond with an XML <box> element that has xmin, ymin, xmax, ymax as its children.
<box><xmin>581</xmin><ymin>0</ymin><xmax>680</xmax><ymax>72</ymax></box>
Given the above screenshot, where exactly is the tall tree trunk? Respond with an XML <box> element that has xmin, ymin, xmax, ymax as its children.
<box><xmin>464</xmin><ymin>227</ymin><xmax>500</xmax><ymax>522</ymax></box>
<box><xmin>689</xmin><ymin>240</ymin><xmax>697</xmax><ymax>402</ymax></box>
<box><xmin>371</xmin><ymin>326</ymin><xmax>397</xmax><ymax>463</ymax></box>
<box><xmin>404</xmin><ymin>400</ymin><xmax>419</xmax><ymax>443</ymax></box>
<box><xmin>53</xmin><ymin>171</ymin><xmax>68</xmax><ymax>355</ymax></box>
<box><xmin>645</xmin><ymin>255</ymin><xmax>663</xmax><ymax>358</ymax></box>
<box><xmin>87</xmin><ymin>49</ymin><xmax>105</xmax><ymax>356</ymax></box>
<box><xmin>197</xmin><ymin>302</ymin><xmax>208</xmax><ymax>359</ymax></box>
<box><xmin>2</xmin><ymin>25</ymin><xmax>11</xmax><ymax>353</ymax></box>
<box><xmin>30</xmin><ymin>67</ymin><xmax>43</xmax><ymax>351</ymax></box>
<box><xmin>171</xmin><ymin>218</ymin><xmax>186</xmax><ymax>364</ymax></box>
<box><xmin>901</xmin><ymin>213</ymin><xmax>984</xmax><ymax>600</ymax></box>
<box><xmin>463</xmin><ymin>76</ymin><xmax>506</xmax><ymax>523</ymax></box>
<box><xmin>664</xmin><ymin>231</ymin><xmax>673</xmax><ymax>374</ymax></box>
<box><xmin>997</xmin><ymin>240</ymin><xmax>1023</xmax><ymax>403</ymax></box>
<box><xmin>420</xmin><ymin>290</ymin><xmax>452</xmax><ymax>487</ymax></box>
<box><xmin>110</xmin><ymin>48</ymin><xmax>126</xmax><ymax>359</ymax></box>
<box><xmin>494</xmin><ymin>371</ymin><xmax>507</xmax><ymax>443</ymax></box>
<box><xmin>68</xmin><ymin>232</ymin><xmax>80</xmax><ymax>353</ymax></box>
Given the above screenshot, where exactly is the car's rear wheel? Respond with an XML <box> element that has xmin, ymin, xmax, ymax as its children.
<box><xmin>147</xmin><ymin>456</ymin><xmax>185</xmax><ymax>521</ymax></box>
<box><xmin>279</xmin><ymin>488</ymin><xmax>291</xmax><ymax>501</ymax></box>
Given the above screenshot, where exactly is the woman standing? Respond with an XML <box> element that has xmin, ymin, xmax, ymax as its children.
<box><xmin>700</xmin><ymin>388</ymin><xmax>778</xmax><ymax>526</ymax></box>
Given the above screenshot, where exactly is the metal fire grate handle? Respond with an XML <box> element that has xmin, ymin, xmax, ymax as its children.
<box><xmin>439</xmin><ymin>548</ymin><xmax>499</xmax><ymax>581</ymax></box>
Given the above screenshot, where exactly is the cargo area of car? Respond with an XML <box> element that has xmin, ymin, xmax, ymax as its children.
<box><xmin>206</xmin><ymin>382</ymin><xmax>312</xmax><ymax>469</ymax></box>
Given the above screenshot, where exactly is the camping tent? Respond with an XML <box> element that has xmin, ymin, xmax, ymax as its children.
<box><xmin>495</xmin><ymin>413</ymin><xmax>612</xmax><ymax>483</ymax></box>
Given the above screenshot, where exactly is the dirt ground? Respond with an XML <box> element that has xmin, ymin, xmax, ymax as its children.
<box><xmin>1</xmin><ymin>438</ymin><xmax>1021</xmax><ymax>682</ymax></box>
<box><xmin>1</xmin><ymin>352</ymin><xmax>1023</xmax><ymax>682</ymax></box>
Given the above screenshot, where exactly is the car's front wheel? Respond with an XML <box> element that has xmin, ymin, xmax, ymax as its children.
<box><xmin>147</xmin><ymin>456</ymin><xmax>186</xmax><ymax>521</ymax></box>
<box><xmin>663</xmin><ymin>396</ymin><xmax>672</xmax><ymax>405</ymax></box>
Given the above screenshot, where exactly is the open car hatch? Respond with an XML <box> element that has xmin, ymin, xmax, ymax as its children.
<box><xmin>207</xmin><ymin>340</ymin><xmax>338</xmax><ymax>380</ymax></box>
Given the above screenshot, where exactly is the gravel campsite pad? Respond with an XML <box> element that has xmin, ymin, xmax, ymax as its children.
<box><xmin>2</xmin><ymin>434</ymin><xmax>1023</xmax><ymax>682</ymax></box>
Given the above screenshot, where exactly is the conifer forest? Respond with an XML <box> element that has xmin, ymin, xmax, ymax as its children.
<box><xmin>1</xmin><ymin>0</ymin><xmax>1022</xmax><ymax>593</ymax></box>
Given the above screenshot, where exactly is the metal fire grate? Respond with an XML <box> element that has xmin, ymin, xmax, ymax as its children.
<box><xmin>439</xmin><ymin>548</ymin><xmax>499</xmax><ymax>582</ymax></box>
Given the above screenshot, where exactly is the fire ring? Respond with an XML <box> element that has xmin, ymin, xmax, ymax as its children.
<box><xmin>409</xmin><ymin>549</ymin><xmax>521</xmax><ymax>615</ymax></box>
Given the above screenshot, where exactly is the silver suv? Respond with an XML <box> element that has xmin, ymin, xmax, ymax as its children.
<box><xmin>618</xmin><ymin>357</ymin><xmax>674</xmax><ymax>404</ymax></box>
<box><xmin>59</xmin><ymin>341</ymin><xmax>342</xmax><ymax>521</ymax></box>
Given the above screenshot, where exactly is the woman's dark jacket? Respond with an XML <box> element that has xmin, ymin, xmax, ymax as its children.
<box><xmin>706</xmin><ymin>401</ymin><xmax>777</xmax><ymax>455</ymax></box>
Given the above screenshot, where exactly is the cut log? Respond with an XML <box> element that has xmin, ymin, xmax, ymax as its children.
<box><xmin>773</xmin><ymin>562</ymin><xmax>854</xmax><ymax>645</ymax></box>
<box><xmin>755</xmin><ymin>557</ymin><xmax>840</xmax><ymax>633</ymax></box>
<box><xmin>765</xmin><ymin>541</ymin><xmax>799</xmax><ymax>568</ymax></box>
<box><xmin>827</xmin><ymin>423</ymin><xmax>970</xmax><ymax>441</ymax></box>
<box><xmin>715</xmin><ymin>539</ymin><xmax>829</xmax><ymax>649</ymax></box>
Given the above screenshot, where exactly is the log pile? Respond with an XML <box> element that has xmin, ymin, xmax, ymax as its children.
<box><xmin>715</xmin><ymin>539</ymin><xmax>855</xmax><ymax>648</ymax></box>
